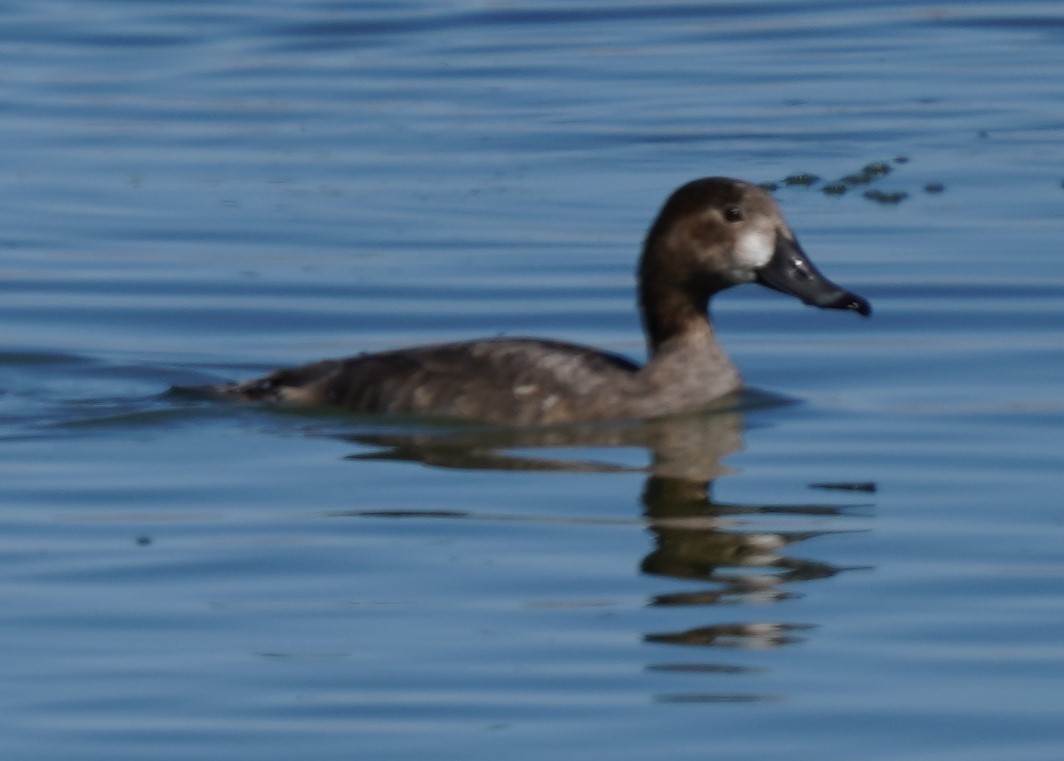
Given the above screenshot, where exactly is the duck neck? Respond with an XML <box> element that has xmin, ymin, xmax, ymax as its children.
<box><xmin>638</xmin><ymin>238</ymin><xmax>715</xmax><ymax>357</ymax></box>
<box><xmin>639</xmin><ymin>280</ymin><xmax>712</xmax><ymax>356</ymax></box>
<box><xmin>635</xmin><ymin>239</ymin><xmax>741</xmax><ymax>401</ymax></box>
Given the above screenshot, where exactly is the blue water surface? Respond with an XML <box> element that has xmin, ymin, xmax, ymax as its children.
<box><xmin>2</xmin><ymin>2</ymin><xmax>1063</xmax><ymax>760</ymax></box>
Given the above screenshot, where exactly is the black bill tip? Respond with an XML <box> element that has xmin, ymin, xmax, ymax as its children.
<box><xmin>822</xmin><ymin>289</ymin><xmax>872</xmax><ymax>317</ymax></box>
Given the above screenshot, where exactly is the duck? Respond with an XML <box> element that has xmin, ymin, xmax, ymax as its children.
<box><xmin>196</xmin><ymin>177</ymin><xmax>870</xmax><ymax>425</ymax></box>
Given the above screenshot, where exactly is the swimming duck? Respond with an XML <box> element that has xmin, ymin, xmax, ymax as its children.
<box><xmin>199</xmin><ymin>177</ymin><xmax>870</xmax><ymax>425</ymax></box>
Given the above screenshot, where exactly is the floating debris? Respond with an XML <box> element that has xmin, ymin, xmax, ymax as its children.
<box><xmin>863</xmin><ymin>161</ymin><xmax>892</xmax><ymax>178</ymax></box>
<box><xmin>863</xmin><ymin>189</ymin><xmax>908</xmax><ymax>205</ymax></box>
<box><xmin>842</xmin><ymin>162</ymin><xmax>892</xmax><ymax>186</ymax></box>
<box><xmin>764</xmin><ymin>158</ymin><xmax>942</xmax><ymax>205</ymax></box>
<box><xmin>783</xmin><ymin>173</ymin><xmax>820</xmax><ymax>187</ymax></box>
<box><xmin>810</xmin><ymin>481</ymin><xmax>877</xmax><ymax>493</ymax></box>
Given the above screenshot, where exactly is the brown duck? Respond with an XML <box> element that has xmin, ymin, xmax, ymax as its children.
<box><xmin>197</xmin><ymin>178</ymin><xmax>870</xmax><ymax>425</ymax></box>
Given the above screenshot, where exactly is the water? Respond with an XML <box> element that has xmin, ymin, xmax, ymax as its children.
<box><xmin>2</xmin><ymin>1</ymin><xmax>1064</xmax><ymax>759</ymax></box>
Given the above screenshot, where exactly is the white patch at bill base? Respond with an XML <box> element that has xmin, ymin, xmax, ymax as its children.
<box><xmin>734</xmin><ymin>227</ymin><xmax>776</xmax><ymax>269</ymax></box>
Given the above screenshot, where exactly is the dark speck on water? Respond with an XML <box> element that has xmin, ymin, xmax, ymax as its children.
<box><xmin>863</xmin><ymin>189</ymin><xmax>909</xmax><ymax>204</ymax></box>
<box><xmin>810</xmin><ymin>481</ymin><xmax>878</xmax><ymax>493</ymax></box>
<box><xmin>783</xmin><ymin>172</ymin><xmax>820</xmax><ymax>187</ymax></box>
<box><xmin>841</xmin><ymin>162</ymin><xmax>892</xmax><ymax>186</ymax></box>
<box><xmin>770</xmin><ymin>158</ymin><xmax>941</xmax><ymax>205</ymax></box>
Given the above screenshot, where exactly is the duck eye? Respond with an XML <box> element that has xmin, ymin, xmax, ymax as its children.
<box><xmin>723</xmin><ymin>205</ymin><xmax>743</xmax><ymax>222</ymax></box>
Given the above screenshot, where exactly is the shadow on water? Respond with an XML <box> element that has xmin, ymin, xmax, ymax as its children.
<box><xmin>335</xmin><ymin>396</ymin><xmax>875</xmax><ymax>704</ymax></box>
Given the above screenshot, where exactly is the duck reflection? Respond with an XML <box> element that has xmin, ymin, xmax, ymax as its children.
<box><xmin>640</xmin><ymin>474</ymin><xmax>851</xmax><ymax>598</ymax></box>
<box><xmin>341</xmin><ymin>400</ymin><xmax>872</xmax><ymax>703</ymax></box>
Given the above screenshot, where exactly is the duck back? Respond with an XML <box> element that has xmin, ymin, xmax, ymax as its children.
<box><xmin>211</xmin><ymin>338</ymin><xmax>642</xmax><ymax>425</ymax></box>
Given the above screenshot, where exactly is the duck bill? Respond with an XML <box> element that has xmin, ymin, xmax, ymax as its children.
<box><xmin>756</xmin><ymin>234</ymin><xmax>871</xmax><ymax>316</ymax></box>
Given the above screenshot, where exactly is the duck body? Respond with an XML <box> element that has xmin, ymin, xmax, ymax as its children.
<box><xmin>209</xmin><ymin>329</ymin><xmax>739</xmax><ymax>426</ymax></box>
<box><xmin>198</xmin><ymin>178</ymin><xmax>869</xmax><ymax>425</ymax></box>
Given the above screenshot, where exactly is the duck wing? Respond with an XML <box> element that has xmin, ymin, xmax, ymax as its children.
<box><xmin>203</xmin><ymin>338</ymin><xmax>641</xmax><ymax>425</ymax></box>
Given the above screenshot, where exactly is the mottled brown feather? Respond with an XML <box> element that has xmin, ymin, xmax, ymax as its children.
<box><xmin>189</xmin><ymin>177</ymin><xmax>869</xmax><ymax>425</ymax></box>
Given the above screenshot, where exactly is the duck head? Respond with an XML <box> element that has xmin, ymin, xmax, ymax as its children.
<box><xmin>641</xmin><ymin>177</ymin><xmax>871</xmax><ymax>317</ymax></box>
